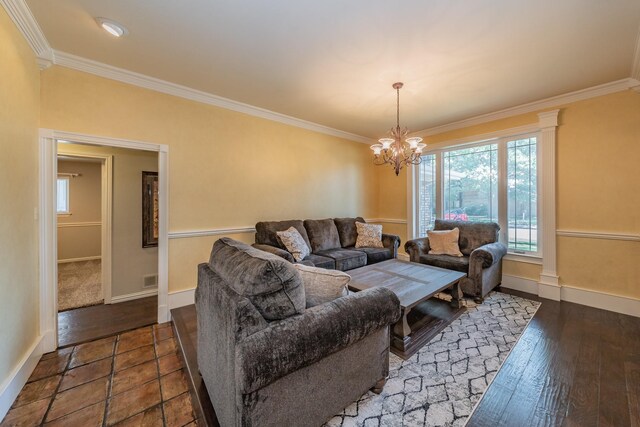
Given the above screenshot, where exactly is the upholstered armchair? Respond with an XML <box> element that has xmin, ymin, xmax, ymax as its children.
<box><xmin>404</xmin><ymin>220</ymin><xmax>507</xmax><ymax>303</ymax></box>
<box><xmin>196</xmin><ymin>238</ymin><xmax>401</xmax><ymax>426</ymax></box>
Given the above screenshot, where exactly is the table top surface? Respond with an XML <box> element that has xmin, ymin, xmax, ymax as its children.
<box><xmin>347</xmin><ymin>259</ymin><xmax>466</xmax><ymax>309</ymax></box>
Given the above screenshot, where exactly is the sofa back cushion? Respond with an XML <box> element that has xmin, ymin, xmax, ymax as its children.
<box><xmin>333</xmin><ymin>217</ymin><xmax>365</xmax><ymax>248</ymax></box>
<box><xmin>434</xmin><ymin>220</ymin><xmax>500</xmax><ymax>255</ymax></box>
<box><xmin>209</xmin><ymin>237</ymin><xmax>305</xmax><ymax>320</ymax></box>
<box><xmin>255</xmin><ymin>220</ymin><xmax>311</xmax><ymax>250</ymax></box>
<box><xmin>304</xmin><ymin>219</ymin><xmax>342</xmax><ymax>252</ymax></box>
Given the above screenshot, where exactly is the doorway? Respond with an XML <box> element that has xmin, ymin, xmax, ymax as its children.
<box><xmin>39</xmin><ymin>130</ymin><xmax>169</xmax><ymax>353</ymax></box>
<box><xmin>56</xmin><ymin>154</ymin><xmax>109</xmax><ymax>315</ymax></box>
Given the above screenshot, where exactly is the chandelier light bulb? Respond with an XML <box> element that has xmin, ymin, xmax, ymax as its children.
<box><xmin>371</xmin><ymin>144</ymin><xmax>383</xmax><ymax>155</ymax></box>
<box><xmin>379</xmin><ymin>138</ymin><xmax>394</xmax><ymax>150</ymax></box>
<box><xmin>406</xmin><ymin>136</ymin><xmax>423</xmax><ymax>150</ymax></box>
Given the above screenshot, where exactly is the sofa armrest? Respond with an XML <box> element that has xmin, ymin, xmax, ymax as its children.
<box><xmin>404</xmin><ymin>237</ymin><xmax>430</xmax><ymax>262</ymax></box>
<box><xmin>470</xmin><ymin>242</ymin><xmax>507</xmax><ymax>269</ymax></box>
<box><xmin>236</xmin><ymin>287</ymin><xmax>401</xmax><ymax>394</ymax></box>
<box><xmin>382</xmin><ymin>233</ymin><xmax>401</xmax><ymax>258</ymax></box>
<box><xmin>251</xmin><ymin>243</ymin><xmax>294</xmax><ymax>263</ymax></box>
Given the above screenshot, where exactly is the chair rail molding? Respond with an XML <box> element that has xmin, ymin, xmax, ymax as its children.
<box><xmin>168</xmin><ymin>226</ymin><xmax>255</xmax><ymax>240</ymax></box>
<box><xmin>556</xmin><ymin>229</ymin><xmax>640</xmax><ymax>242</ymax></box>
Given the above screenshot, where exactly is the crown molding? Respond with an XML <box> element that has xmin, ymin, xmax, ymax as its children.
<box><xmin>5</xmin><ymin>0</ymin><xmax>639</xmax><ymax>138</ymax></box>
<box><xmin>52</xmin><ymin>50</ymin><xmax>372</xmax><ymax>144</ymax></box>
<box><xmin>0</xmin><ymin>0</ymin><xmax>53</xmax><ymax>69</ymax></box>
<box><xmin>414</xmin><ymin>78</ymin><xmax>640</xmax><ymax>137</ymax></box>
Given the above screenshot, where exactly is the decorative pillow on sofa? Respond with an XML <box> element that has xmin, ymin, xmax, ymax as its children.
<box><xmin>276</xmin><ymin>227</ymin><xmax>311</xmax><ymax>262</ymax></box>
<box><xmin>355</xmin><ymin>222</ymin><xmax>384</xmax><ymax>248</ymax></box>
<box><xmin>294</xmin><ymin>264</ymin><xmax>350</xmax><ymax>308</ymax></box>
<box><xmin>209</xmin><ymin>237</ymin><xmax>305</xmax><ymax>320</ymax></box>
<box><xmin>427</xmin><ymin>228</ymin><xmax>463</xmax><ymax>257</ymax></box>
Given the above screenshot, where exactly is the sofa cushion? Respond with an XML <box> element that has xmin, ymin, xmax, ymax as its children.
<box><xmin>304</xmin><ymin>219</ymin><xmax>342</xmax><ymax>252</ymax></box>
<box><xmin>300</xmin><ymin>254</ymin><xmax>336</xmax><ymax>269</ymax></box>
<box><xmin>276</xmin><ymin>227</ymin><xmax>310</xmax><ymax>262</ymax></box>
<box><xmin>418</xmin><ymin>253</ymin><xmax>470</xmax><ymax>273</ymax></box>
<box><xmin>316</xmin><ymin>248</ymin><xmax>367</xmax><ymax>271</ymax></box>
<box><xmin>294</xmin><ymin>264</ymin><xmax>350</xmax><ymax>308</ymax></box>
<box><xmin>333</xmin><ymin>217</ymin><xmax>365</xmax><ymax>248</ymax></box>
<box><xmin>209</xmin><ymin>237</ymin><xmax>305</xmax><ymax>320</ymax></box>
<box><xmin>355</xmin><ymin>222</ymin><xmax>384</xmax><ymax>248</ymax></box>
<box><xmin>434</xmin><ymin>220</ymin><xmax>500</xmax><ymax>256</ymax></box>
<box><xmin>427</xmin><ymin>228</ymin><xmax>463</xmax><ymax>257</ymax></box>
<box><xmin>255</xmin><ymin>220</ymin><xmax>312</xmax><ymax>250</ymax></box>
<box><xmin>346</xmin><ymin>246</ymin><xmax>392</xmax><ymax>264</ymax></box>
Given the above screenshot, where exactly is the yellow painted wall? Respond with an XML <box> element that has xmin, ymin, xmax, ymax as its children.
<box><xmin>377</xmin><ymin>90</ymin><xmax>640</xmax><ymax>298</ymax></box>
<box><xmin>0</xmin><ymin>7</ymin><xmax>41</xmax><ymax>392</ymax></box>
<box><xmin>40</xmin><ymin>66</ymin><xmax>378</xmax><ymax>291</ymax></box>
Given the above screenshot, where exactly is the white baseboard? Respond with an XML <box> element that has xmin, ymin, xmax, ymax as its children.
<box><xmin>501</xmin><ymin>274</ymin><xmax>538</xmax><ymax>294</ymax></box>
<box><xmin>561</xmin><ymin>285</ymin><xmax>640</xmax><ymax>318</ymax></box>
<box><xmin>0</xmin><ymin>335</ymin><xmax>45</xmax><ymax>421</ymax></box>
<box><xmin>110</xmin><ymin>289</ymin><xmax>158</xmax><ymax>304</ymax></box>
<box><xmin>168</xmin><ymin>288</ymin><xmax>195</xmax><ymax>312</ymax></box>
<box><xmin>57</xmin><ymin>256</ymin><xmax>101</xmax><ymax>264</ymax></box>
<box><xmin>501</xmin><ymin>274</ymin><xmax>639</xmax><ymax>318</ymax></box>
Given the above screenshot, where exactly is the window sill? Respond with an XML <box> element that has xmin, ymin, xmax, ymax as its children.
<box><xmin>57</xmin><ymin>213</ymin><xmax>72</xmax><ymax>217</ymax></box>
<box><xmin>504</xmin><ymin>253</ymin><xmax>542</xmax><ymax>265</ymax></box>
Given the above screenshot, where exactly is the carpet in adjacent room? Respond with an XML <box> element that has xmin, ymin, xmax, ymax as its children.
<box><xmin>57</xmin><ymin>259</ymin><xmax>103</xmax><ymax>311</ymax></box>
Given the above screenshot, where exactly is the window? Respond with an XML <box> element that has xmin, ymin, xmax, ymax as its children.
<box><xmin>443</xmin><ymin>144</ymin><xmax>498</xmax><ymax>223</ymax></box>
<box><xmin>417</xmin><ymin>154</ymin><xmax>436</xmax><ymax>236</ymax></box>
<box><xmin>57</xmin><ymin>177</ymin><xmax>70</xmax><ymax>214</ymax></box>
<box><xmin>507</xmin><ymin>137</ymin><xmax>537</xmax><ymax>253</ymax></box>
<box><xmin>416</xmin><ymin>135</ymin><xmax>539</xmax><ymax>255</ymax></box>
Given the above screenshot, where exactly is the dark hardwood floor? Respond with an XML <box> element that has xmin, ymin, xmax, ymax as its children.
<box><xmin>468</xmin><ymin>289</ymin><xmax>640</xmax><ymax>426</ymax></box>
<box><xmin>57</xmin><ymin>296</ymin><xmax>158</xmax><ymax>347</ymax></box>
<box><xmin>172</xmin><ymin>290</ymin><xmax>640</xmax><ymax>427</ymax></box>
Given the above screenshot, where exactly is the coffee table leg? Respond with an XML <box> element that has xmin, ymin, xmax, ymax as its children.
<box><xmin>451</xmin><ymin>281</ymin><xmax>463</xmax><ymax>308</ymax></box>
<box><xmin>392</xmin><ymin>307</ymin><xmax>412</xmax><ymax>350</ymax></box>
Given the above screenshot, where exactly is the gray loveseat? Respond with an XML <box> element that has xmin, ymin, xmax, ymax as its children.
<box><xmin>196</xmin><ymin>237</ymin><xmax>401</xmax><ymax>426</ymax></box>
<box><xmin>253</xmin><ymin>217</ymin><xmax>401</xmax><ymax>271</ymax></box>
<box><xmin>404</xmin><ymin>220</ymin><xmax>507</xmax><ymax>303</ymax></box>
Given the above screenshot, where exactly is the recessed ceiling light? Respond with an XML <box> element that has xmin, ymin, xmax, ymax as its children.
<box><xmin>95</xmin><ymin>18</ymin><xmax>128</xmax><ymax>37</ymax></box>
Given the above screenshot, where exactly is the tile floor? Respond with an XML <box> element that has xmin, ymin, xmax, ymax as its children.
<box><xmin>1</xmin><ymin>323</ymin><xmax>198</xmax><ymax>426</ymax></box>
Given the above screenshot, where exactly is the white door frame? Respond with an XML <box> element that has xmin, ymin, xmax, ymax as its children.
<box><xmin>56</xmin><ymin>152</ymin><xmax>113</xmax><ymax>303</ymax></box>
<box><xmin>39</xmin><ymin>129</ymin><xmax>170</xmax><ymax>352</ymax></box>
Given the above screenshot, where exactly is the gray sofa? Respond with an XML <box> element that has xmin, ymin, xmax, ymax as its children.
<box><xmin>252</xmin><ymin>217</ymin><xmax>401</xmax><ymax>271</ymax></box>
<box><xmin>404</xmin><ymin>220</ymin><xmax>507</xmax><ymax>303</ymax></box>
<box><xmin>196</xmin><ymin>237</ymin><xmax>401</xmax><ymax>427</ymax></box>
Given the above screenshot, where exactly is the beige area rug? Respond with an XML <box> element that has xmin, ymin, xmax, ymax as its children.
<box><xmin>58</xmin><ymin>259</ymin><xmax>103</xmax><ymax>311</ymax></box>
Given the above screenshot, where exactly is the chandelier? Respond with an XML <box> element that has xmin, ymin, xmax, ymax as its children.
<box><xmin>370</xmin><ymin>82</ymin><xmax>426</xmax><ymax>176</ymax></box>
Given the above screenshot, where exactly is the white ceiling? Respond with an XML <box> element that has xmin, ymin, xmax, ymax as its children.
<box><xmin>26</xmin><ymin>0</ymin><xmax>640</xmax><ymax>139</ymax></box>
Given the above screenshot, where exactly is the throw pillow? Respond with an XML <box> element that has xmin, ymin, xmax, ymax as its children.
<box><xmin>355</xmin><ymin>222</ymin><xmax>384</xmax><ymax>248</ymax></box>
<box><xmin>294</xmin><ymin>264</ymin><xmax>350</xmax><ymax>308</ymax></box>
<box><xmin>276</xmin><ymin>227</ymin><xmax>311</xmax><ymax>262</ymax></box>
<box><xmin>428</xmin><ymin>228</ymin><xmax>463</xmax><ymax>257</ymax></box>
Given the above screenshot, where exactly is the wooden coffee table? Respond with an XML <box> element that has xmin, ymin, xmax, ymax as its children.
<box><xmin>348</xmin><ymin>259</ymin><xmax>466</xmax><ymax>359</ymax></box>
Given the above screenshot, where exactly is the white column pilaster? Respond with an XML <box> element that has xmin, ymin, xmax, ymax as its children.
<box><xmin>537</xmin><ymin>109</ymin><xmax>561</xmax><ymax>300</ymax></box>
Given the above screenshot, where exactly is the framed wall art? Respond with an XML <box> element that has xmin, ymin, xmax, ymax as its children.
<box><xmin>142</xmin><ymin>171</ymin><xmax>159</xmax><ymax>248</ymax></box>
